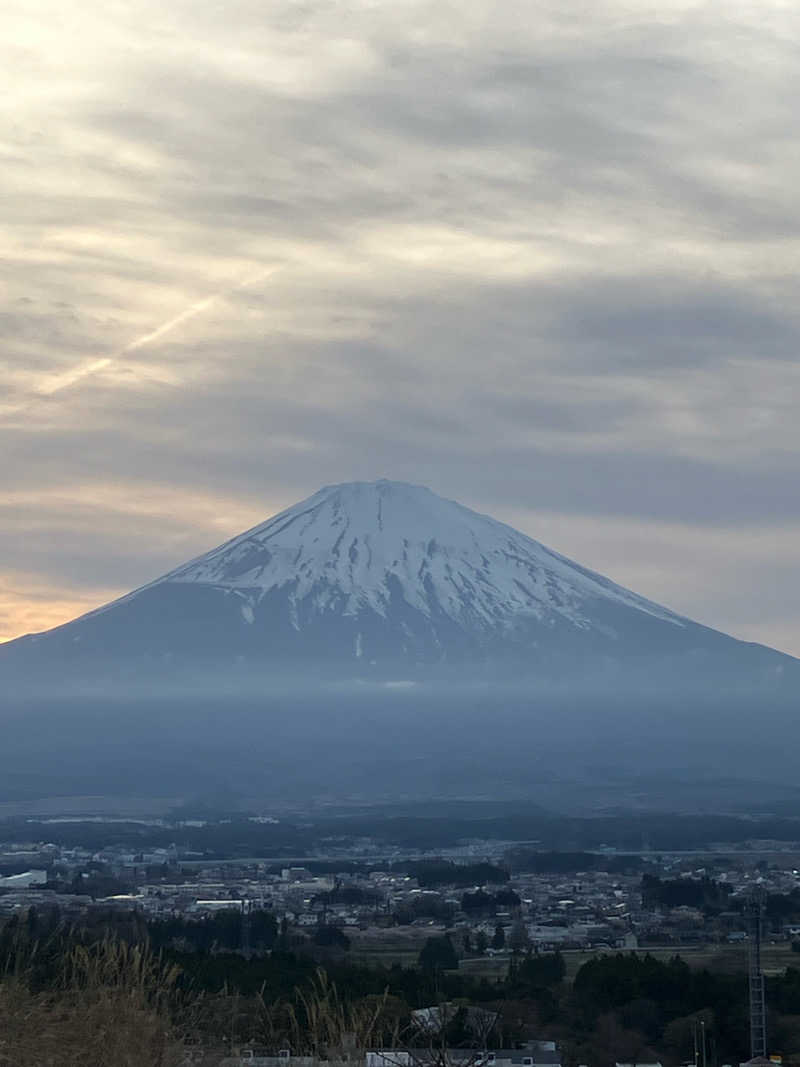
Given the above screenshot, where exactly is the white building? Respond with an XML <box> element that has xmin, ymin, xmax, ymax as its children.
<box><xmin>0</xmin><ymin>870</ymin><xmax>48</xmax><ymax>888</ymax></box>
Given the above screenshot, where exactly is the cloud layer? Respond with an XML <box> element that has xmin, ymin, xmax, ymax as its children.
<box><xmin>2</xmin><ymin>0</ymin><xmax>800</xmax><ymax>651</ymax></box>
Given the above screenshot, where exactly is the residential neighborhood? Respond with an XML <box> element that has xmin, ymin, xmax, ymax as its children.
<box><xmin>3</xmin><ymin>830</ymin><xmax>800</xmax><ymax>963</ymax></box>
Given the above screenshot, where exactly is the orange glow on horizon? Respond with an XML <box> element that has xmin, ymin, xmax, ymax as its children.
<box><xmin>0</xmin><ymin>577</ymin><xmax>123</xmax><ymax>644</ymax></box>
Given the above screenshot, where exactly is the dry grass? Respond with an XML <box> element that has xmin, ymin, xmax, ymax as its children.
<box><xmin>0</xmin><ymin>933</ymin><xmax>188</xmax><ymax>1067</ymax></box>
<box><xmin>284</xmin><ymin>970</ymin><xmax>396</xmax><ymax>1057</ymax></box>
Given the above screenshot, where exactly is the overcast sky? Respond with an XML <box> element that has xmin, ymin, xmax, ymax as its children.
<box><xmin>2</xmin><ymin>0</ymin><xmax>800</xmax><ymax>654</ymax></box>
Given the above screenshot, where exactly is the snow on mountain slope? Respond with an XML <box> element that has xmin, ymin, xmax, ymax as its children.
<box><xmin>151</xmin><ymin>479</ymin><xmax>686</xmax><ymax>635</ymax></box>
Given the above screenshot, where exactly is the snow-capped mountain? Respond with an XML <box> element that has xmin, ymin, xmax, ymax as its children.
<box><xmin>157</xmin><ymin>479</ymin><xmax>686</xmax><ymax>643</ymax></box>
<box><xmin>1</xmin><ymin>480</ymin><xmax>794</xmax><ymax>684</ymax></box>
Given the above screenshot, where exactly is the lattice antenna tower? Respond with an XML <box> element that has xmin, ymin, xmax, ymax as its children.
<box><xmin>748</xmin><ymin>890</ymin><xmax>767</xmax><ymax>1060</ymax></box>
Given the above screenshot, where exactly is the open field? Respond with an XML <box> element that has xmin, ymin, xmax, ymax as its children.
<box><xmin>347</xmin><ymin>926</ymin><xmax>446</xmax><ymax>968</ymax></box>
<box><xmin>347</xmin><ymin>930</ymin><xmax>798</xmax><ymax>979</ymax></box>
<box><xmin>461</xmin><ymin>942</ymin><xmax>796</xmax><ymax>981</ymax></box>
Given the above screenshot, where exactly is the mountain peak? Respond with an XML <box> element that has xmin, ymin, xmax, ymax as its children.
<box><xmin>141</xmin><ymin>478</ymin><xmax>686</xmax><ymax>649</ymax></box>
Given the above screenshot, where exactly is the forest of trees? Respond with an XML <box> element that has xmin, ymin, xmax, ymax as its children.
<box><xmin>462</xmin><ymin>888</ymin><xmax>521</xmax><ymax>913</ymax></box>
<box><xmin>4</xmin><ymin>905</ymin><xmax>800</xmax><ymax>1066</ymax></box>
<box><xmin>640</xmin><ymin>875</ymin><xmax>733</xmax><ymax>913</ymax></box>
<box><xmin>401</xmin><ymin>861</ymin><xmax>510</xmax><ymax>888</ymax></box>
<box><xmin>640</xmin><ymin>875</ymin><xmax>800</xmax><ymax>931</ymax></box>
<box><xmin>8</xmin><ymin>810</ymin><xmax>800</xmax><ymax>859</ymax></box>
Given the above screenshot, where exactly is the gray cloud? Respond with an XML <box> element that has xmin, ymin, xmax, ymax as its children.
<box><xmin>3</xmin><ymin>0</ymin><xmax>800</xmax><ymax>650</ymax></box>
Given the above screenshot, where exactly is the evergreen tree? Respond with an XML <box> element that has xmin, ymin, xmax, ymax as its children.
<box><xmin>508</xmin><ymin>917</ymin><xmax>530</xmax><ymax>954</ymax></box>
<box><xmin>418</xmin><ymin>934</ymin><xmax>458</xmax><ymax>971</ymax></box>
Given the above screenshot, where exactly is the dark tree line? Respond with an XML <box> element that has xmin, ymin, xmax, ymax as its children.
<box><xmin>641</xmin><ymin>875</ymin><xmax>733</xmax><ymax>913</ymax></box>
<box><xmin>402</xmin><ymin>861</ymin><xmax>510</xmax><ymax>888</ymax></box>
<box><xmin>8</xmin><ymin>906</ymin><xmax>800</xmax><ymax>1065</ymax></box>
<box><xmin>462</xmin><ymin>888</ymin><xmax>521</xmax><ymax>913</ymax></box>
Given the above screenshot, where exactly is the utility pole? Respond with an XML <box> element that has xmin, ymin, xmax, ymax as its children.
<box><xmin>241</xmin><ymin>898</ymin><xmax>252</xmax><ymax>960</ymax></box>
<box><xmin>701</xmin><ymin>1018</ymin><xmax>707</xmax><ymax>1067</ymax></box>
<box><xmin>693</xmin><ymin>1021</ymin><xmax>699</xmax><ymax>1067</ymax></box>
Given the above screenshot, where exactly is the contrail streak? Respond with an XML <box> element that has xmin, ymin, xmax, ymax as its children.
<box><xmin>124</xmin><ymin>292</ymin><xmax>222</xmax><ymax>354</ymax></box>
<box><xmin>3</xmin><ymin>266</ymin><xmax>277</xmax><ymax>416</ymax></box>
